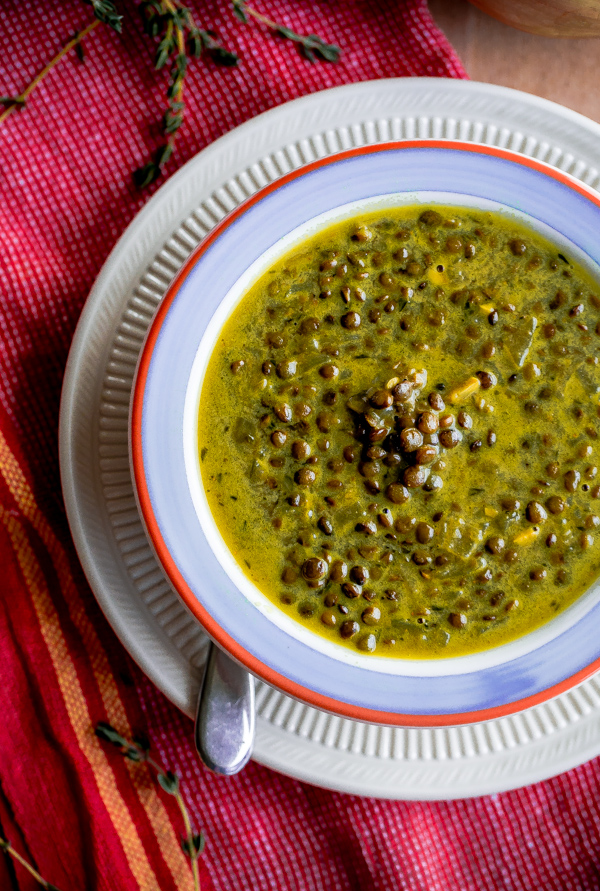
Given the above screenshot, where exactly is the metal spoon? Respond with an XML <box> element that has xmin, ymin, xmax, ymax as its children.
<box><xmin>194</xmin><ymin>641</ymin><xmax>255</xmax><ymax>775</ymax></box>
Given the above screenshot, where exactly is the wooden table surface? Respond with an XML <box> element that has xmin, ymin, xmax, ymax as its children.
<box><xmin>429</xmin><ymin>0</ymin><xmax>600</xmax><ymax>125</ymax></box>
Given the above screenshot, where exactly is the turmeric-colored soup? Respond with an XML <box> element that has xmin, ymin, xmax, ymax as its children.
<box><xmin>198</xmin><ymin>206</ymin><xmax>600</xmax><ymax>658</ymax></box>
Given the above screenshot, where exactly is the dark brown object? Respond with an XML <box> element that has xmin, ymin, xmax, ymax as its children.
<box><xmin>316</xmin><ymin>411</ymin><xmax>338</xmax><ymax>432</ymax></box>
<box><xmin>299</xmin><ymin>317</ymin><xmax>320</xmax><ymax>335</ymax></box>
<box><xmin>330</xmin><ymin>560</ymin><xmax>348</xmax><ymax>582</ymax></box>
<box><xmin>343</xmin><ymin>444</ymin><xmax>359</xmax><ymax>463</ymax></box>
<box><xmin>420</xmin><ymin>210</ymin><xmax>443</xmax><ymax>226</ymax></box>
<box><xmin>351</xmin><ymin>565</ymin><xmax>369</xmax><ymax>584</ymax></box>
<box><xmin>439</xmin><ymin>429</ymin><xmax>462</xmax><ymax>449</ymax></box>
<box><xmin>320</xmin><ymin>610</ymin><xmax>337</xmax><ymax>627</ymax></box>
<box><xmin>415</xmin><ymin>445</ymin><xmax>438</xmax><ymax>465</ymax></box>
<box><xmin>274</xmin><ymin>403</ymin><xmax>292</xmax><ymax>423</ymax></box>
<box><xmin>449</xmin><ymin>613</ymin><xmax>468</xmax><ymax>628</ymax></box>
<box><xmin>301</xmin><ymin>557</ymin><xmax>327</xmax><ymax>581</ymax></box>
<box><xmin>486</xmin><ymin>536</ymin><xmax>505</xmax><ymax>555</ymax></box>
<box><xmin>277</xmin><ymin>359</ymin><xmax>297</xmax><ymax>379</ymax></box>
<box><xmin>416</xmin><ymin>522</ymin><xmax>434</xmax><ymax>543</ymax></box>
<box><xmin>476</xmin><ymin>371</ymin><xmax>497</xmax><ymax>389</ymax></box>
<box><xmin>417</xmin><ymin>411</ymin><xmax>439</xmax><ymax>434</ymax></box>
<box><xmin>291</xmin><ymin>440</ymin><xmax>311</xmax><ymax>460</ymax></box>
<box><xmin>403</xmin><ymin>466</ymin><xmax>429</xmax><ymax>488</ymax></box>
<box><xmin>400</xmin><ymin>427</ymin><xmax>424</xmax><ymax>452</ymax></box>
<box><xmin>564</xmin><ymin>469</ymin><xmax>580</xmax><ymax>492</ymax></box>
<box><xmin>393</xmin><ymin>381</ymin><xmax>413</xmax><ymax>403</ymax></box>
<box><xmin>341</xmin><ymin>311</ymin><xmax>361</xmax><ymax>329</ymax></box>
<box><xmin>386</xmin><ymin>483</ymin><xmax>410</xmax><ymax>504</ymax></box>
<box><xmin>362</xmin><ymin>606</ymin><xmax>381</xmax><ymax>625</ymax></box>
<box><xmin>546</xmin><ymin>495</ymin><xmax>566</xmax><ymax>514</ymax></box>
<box><xmin>340</xmin><ymin>620</ymin><xmax>360</xmax><ymax>639</ymax></box>
<box><xmin>342</xmin><ymin>583</ymin><xmax>362</xmax><ymax>599</ymax></box>
<box><xmin>526</xmin><ymin>501</ymin><xmax>547</xmax><ymax>523</ymax></box>
<box><xmin>318</xmin><ymin>517</ymin><xmax>334</xmax><ymax>535</ymax></box>
<box><xmin>429</xmin><ymin>392</ymin><xmax>445</xmax><ymax>411</ymax></box>
<box><xmin>509</xmin><ymin>238</ymin><xmax>527</xmax><ymax>256</ymax></box>
<box><xmin>370</xmin><ymin>389</ymin><xmax>394</xmax><ymax>409</ymax></box>
<box><xmin>295</xmin><ymin>468</ymin><xmax>316</xmax><ymax>487</ymax></box>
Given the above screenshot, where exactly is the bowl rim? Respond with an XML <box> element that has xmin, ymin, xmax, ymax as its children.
<box><xmin>131</xmin><ymin>139</ymin><xmax>600</xmax><ymax>726</ymax></box>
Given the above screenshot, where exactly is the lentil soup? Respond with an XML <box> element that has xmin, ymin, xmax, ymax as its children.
<box><xmin>198</xmin><ymin>205</ymin><xmax>600</xmax><ymax>658</ymax></box>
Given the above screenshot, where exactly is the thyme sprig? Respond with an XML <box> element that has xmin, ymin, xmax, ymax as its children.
<box><xmin>0</xmin><ymin>838</ymin><xmax>61</xmax><ymax>891</ymax></box>
<box><xmin>0</xmin><ymin>0</ymin><xmax>341</xmax><ymax>186</ymax></box>
<box><xmin>232</xmin><ymin>0</ymin><xmax>340</xmax><ymax>62</ymax></box>
<box><xmin>134</xmin><ymin>0</ymin><xmax>238</xmax><ymax>187</ymax></box>
<box><xmin>0</xmin><ymin>721</ymin><xmax>204</xmax><ymax>891</ymax></box>
<box><xmin>96</xmin><ymin>721</ymin><xmax>204</xmax><ymax>891</ymax></box>
<box><xmin>0</xmin><ymin>20</ymin><xmax>101</xmax><ymax>125</ymax></box>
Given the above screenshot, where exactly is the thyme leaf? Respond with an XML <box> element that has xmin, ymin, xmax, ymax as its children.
<box><xmin>84</xmin><ymin>0</ymin><xmax>123</xmax><ymax>31</ymax></box>
<box><xmin>233</xmin><ymin>0</ymin><xmax>341</xmax><ymax>62</ymax></box>
<box><xmin>73</xmin><ymin>31</ymin><xmax>86</xmax><ymax>63</ymax></box>
<box><xmin>0</xmin><ymin>96</ymin><xmax>26</xmax><ymax>109</ymax></box>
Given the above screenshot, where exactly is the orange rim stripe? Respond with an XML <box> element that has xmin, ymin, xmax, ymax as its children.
<box><xmin>132</xmin><ymin>140</ymin><xmax>600</xmax><ymax>727</ymax></box>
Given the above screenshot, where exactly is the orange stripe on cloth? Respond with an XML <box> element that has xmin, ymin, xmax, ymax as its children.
<box><xmin>0</xmin><ymin>430</ymin><xmax>192</xmax><ymax>890</ymax></box>
<box><xmin>0</xmin><ymin>507</ymin><xmax>161</xmax><ymax>891</ymax></box>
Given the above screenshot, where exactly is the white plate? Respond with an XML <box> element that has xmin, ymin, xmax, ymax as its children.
<box><xmin>60</xmin><ymin>78</ymin><xmax>600</xmax><ymax>799</ymax></box>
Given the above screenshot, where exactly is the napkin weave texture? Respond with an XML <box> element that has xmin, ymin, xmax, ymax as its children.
<box><xmin>1</xmin><ymin>1</ymin><xmax>600</xmax><ymax>890</ymax></box>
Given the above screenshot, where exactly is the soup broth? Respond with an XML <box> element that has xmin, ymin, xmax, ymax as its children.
<box><xmin>199</xmin><ymin>206</ymin><xmax>600</xmax><ymax>658</ymax></box>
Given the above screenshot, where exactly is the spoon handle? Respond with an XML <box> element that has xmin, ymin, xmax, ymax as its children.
<box><xmin>194</xmin><ymin>642</ymin><xmax>255</xmax><ymax>775</ymax></box>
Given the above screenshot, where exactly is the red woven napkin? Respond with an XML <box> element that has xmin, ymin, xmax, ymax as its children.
<box><xmin>2</xmin><ymin>1</ymin><xmax>600</xmax><ymax>890</ymax></box>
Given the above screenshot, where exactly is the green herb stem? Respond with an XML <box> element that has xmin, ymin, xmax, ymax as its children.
<box><xmin>0</xmin><ymin>838</ymin><xmax>61</xmax><ymax>891</ymax></box>
<box><xmin>0</xmin><ymin>19</ymin><xmax>100</xmax><ymax>126</ymax></box>
<box><xmin>175</xmin><ymin>791</ymin><xmax>201</xmax><ymax>891</ymax></box>
<box><xmin>164</xmin><ymin>0</ymin><xmax>186</xmax><ymax>148</ymax></box>
<box><xmin>135</xmin><ymin>0</ymin><xmax>239</xmax><ymax>186</ymax></box>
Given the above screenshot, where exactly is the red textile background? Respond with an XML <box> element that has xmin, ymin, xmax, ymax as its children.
<box><xmin>2</xmin><ymin>1</ymin><xmax>600</xmax><ymax>890</ymax></box>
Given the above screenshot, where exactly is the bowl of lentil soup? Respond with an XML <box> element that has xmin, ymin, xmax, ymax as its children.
<box><xmin>131</xmin><ymin>141</ymin><xmax>600</xmax><ymax>726</ymax></box>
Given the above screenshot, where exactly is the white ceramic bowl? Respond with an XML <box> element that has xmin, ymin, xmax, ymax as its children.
<box><xmin>131</xmin><ymin>141</ymin><xmax>600</xmax><ymax>726</ymax></box>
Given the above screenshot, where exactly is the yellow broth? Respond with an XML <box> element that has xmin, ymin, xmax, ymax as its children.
<box><xmin>199</xmin><ymin>206</ymin><xmax>600</xmax><ymax>658</ymax></box>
